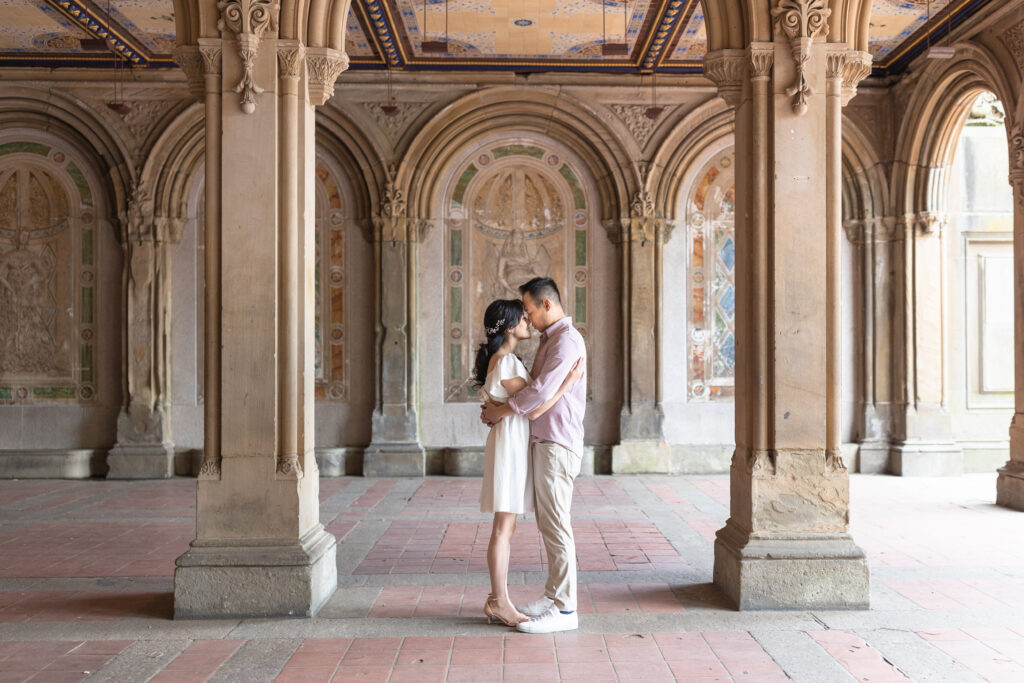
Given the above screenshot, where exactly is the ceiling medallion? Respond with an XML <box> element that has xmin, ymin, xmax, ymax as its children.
<box><xmin>513</xmin><ymin>19</ymin><xmax>533</xmax><ymax>27</ymax></box>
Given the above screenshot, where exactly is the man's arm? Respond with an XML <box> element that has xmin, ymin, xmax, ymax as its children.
<box><xmin>507</xmin><ymin>340</ymin><xmax>578</xmax><ymax>416</ymax></box>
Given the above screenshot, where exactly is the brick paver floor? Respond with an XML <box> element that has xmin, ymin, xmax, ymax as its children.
<box><xmin>0</xmin><ymin>472</ymin><xmax>1021</xmax><ymax>681</ymax></box>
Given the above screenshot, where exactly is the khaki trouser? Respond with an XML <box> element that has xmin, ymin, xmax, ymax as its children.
<box><xmin>532</xmin><ymin>440</ymin><xmax>582</xmax><ymax>612</ymax></box>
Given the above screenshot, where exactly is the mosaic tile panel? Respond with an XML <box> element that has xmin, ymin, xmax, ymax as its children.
<box><xmin>687</xmin><ymin>149</ymin><xmax>734</xmax><ymax>402</ymax></box>
<box><xmin>0</xmin><ymin>141</ymin><xmax>97</xmax><ymax>404</ymax></box>
<box><xmin>314</xmin><ymin>158</ymin><xmax>348</xmax><ymax>401</ymax></box>
<box><xmin>445</xmin><ymin>143</ymin><xmax>591</xmax><ymax>401</ymax></box>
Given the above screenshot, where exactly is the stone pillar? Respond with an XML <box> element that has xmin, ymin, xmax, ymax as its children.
<box><xmin>611</xmin><ymin>194</ymin><xmax>674</xmax><ymax>472</ymax></box>
<box><xmin>997</xmin><ymin>155</ymin><xmax>1024</xmax><ymax>508</ymax></box>
<box><xmin>107</xmin><ymin>184</ymin><xmax>181</xmax><ymax>479</ymax></box>
<box><xmin>889</xmin><ymin>211</ymin><xmax>963</xmax><ymax>475</ymax></box>
<box><xmin>703</xmin><ymin>14</ymin><xmax>871</xmax><ymax>608</ymax></box>
<box><xmin>172</xmin><ymin>2</ymin><xmax>347</xmax><ymax>617</ymax></box>
<box><xmin>844</xmin><ymin>217</ymin><xmax>899</xmax><ymax>473</ymax></box>
<box><xmin>363</xmin><ymin>165</ymin><xmax>429</xmax><ymax>476</ymax></box>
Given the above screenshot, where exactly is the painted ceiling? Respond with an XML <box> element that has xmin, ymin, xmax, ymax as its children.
<box><xmin>0</xmin><ymin>0</ymin><xmax>988</xmax><ymax>74</ymax></box>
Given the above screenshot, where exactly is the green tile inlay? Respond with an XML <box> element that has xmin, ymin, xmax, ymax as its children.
<box><xmin>81</xmin><ymin>288</ymin><xmax>93</xmax><ymax>324</ymax></box>
<box><xmin>33</xmin><ymin>386</ymin><xmax>76</xmax><ymax>399</ymax></box>
<box><xmin>492</xmin><ymin>144</ymin><xmax>544</xmax><ymax>159</ymax></box>
<box><xmin>450</xmin><ymin>230</ymin><xmax>462</xmax><ymax>266</ymax></box>
<box><xmin>0</xmin><ymin>142</ymin><xmax>50</xmax><ymax>157</ymax></box>
<box><xmin>559</xmin><ymin>165</ymin><xmax>586</xmax><ymax>210</ymax></box>
<box><xmin>450</xmin><ymin>287</ymin><xmax>462</xmax><ymax>324</ymax></box>
<box><xmin>451</xmin><ymin>165</ymin><xmax>478</xmax><ymax>208</ymax></box>
<box><xmin>449</xmin><ymin>344</ymin><xmax>462</xmax><ymax>381</ymax></box>
<box><xmin>66</xmin><ymin>162</ymin><xmax>93</xmax><ymax>207</ymax></box>
<box><xmin>575</xmin><ymin>230</ymin><xmax>587</xmax><ymax>267</ymax></box>
<box><xmin>575</xmin><ymin>287</ymin><xmax>587</xmax><ymax>323</ymax></box>
<box><xmin>0</xmin><ymin>387</ymin><xmax>11</xmax><ymax>400</ymax></box>
<box><xmin>82</xmin><ymin>229</ymin><xmax>93</xmax><ymax>266</ymax></box>
<box><xmin>81</xmin><ymin>346</ymin><xmax>93</xmax><ymax>382</ymax></box>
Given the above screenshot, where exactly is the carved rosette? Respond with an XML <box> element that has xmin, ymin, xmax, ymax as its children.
<box><xmin>217</xmin><ymin>0</ymin><xmax>280</xmax><ymax>114</ymax></box>
<box><xmin>173</xmin><ymin>46</ymin><xmax>205</xmax><ymax>101</ymax></box>
<box><xmin>307</xmin><ymin>47</ymin><xmax>349</xmax><ymax>106</ymax></box>
<box><xmin>772</xmin><ymin>0</ymin><xmax>831</xmax><ymax>115</ymax></box>
<box><xmin>702</xmin><ymin>49</ymin><xmax>747</xmax><ymax>107</ymax></box>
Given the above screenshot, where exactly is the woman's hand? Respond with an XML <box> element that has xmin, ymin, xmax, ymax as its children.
<box><xmin>566</xmin><ymin>357</ymin><xmax>584</xmax><ymax>385</ymax></box>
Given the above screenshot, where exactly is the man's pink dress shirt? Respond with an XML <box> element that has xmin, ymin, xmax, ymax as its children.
<box><xmin>508</xmin><ymin>316</ymin><xmax>587</xmax><ymax>456</ymax></box>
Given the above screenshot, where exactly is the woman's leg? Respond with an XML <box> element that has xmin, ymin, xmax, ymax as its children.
<box><xmin>488</xmin><ymin>512</ymin><xmax>518</xmax><ymax>607</ymax></box>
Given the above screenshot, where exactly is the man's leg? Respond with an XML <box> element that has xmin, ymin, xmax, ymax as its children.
<box><xmin>532</xmin><ymin>440</ymin><xmax>582</xmax><ymax>612</ymax></box>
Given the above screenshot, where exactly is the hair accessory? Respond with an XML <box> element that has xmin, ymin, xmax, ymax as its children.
<box><xmin>485</xmin><ymin>318</ymin><xmax>506</xmax><ymax>335</ymax></box>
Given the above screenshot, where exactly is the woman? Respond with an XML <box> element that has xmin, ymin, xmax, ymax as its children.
<box><xmin>473</xmin><ymin>298</ymin><xmax>582</xmax><ymax>626</ymax></box>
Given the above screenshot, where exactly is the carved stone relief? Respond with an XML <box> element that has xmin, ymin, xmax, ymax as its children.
<box><xmin>772</xmin><ymin>0</ymin><xmax>831</xmax><ymax>115</ymax></box>
<box><xmin>217</xmin><ymin>0</ymin><xmax>280</xmax><ymax>113</ymax></box>
<box><xmin>359</xmin><ymin>102</ymin><xmax>431</xmax><ymax>147</ymax></box>
<box><xmin>1001</xmin><ymin>19</ymin><xmax>1024</xmax><ymax>72</ymax></box>
<box><xmin>608</xmin><ymin>104</ymin><xmax>673</xmax><ymax>150</ymax></box>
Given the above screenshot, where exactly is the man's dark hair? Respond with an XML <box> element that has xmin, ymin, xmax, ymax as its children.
<box><xmin>519</xmin><ymin>277</ymin><xmax>561</xmax><ymax>306</ymax></box>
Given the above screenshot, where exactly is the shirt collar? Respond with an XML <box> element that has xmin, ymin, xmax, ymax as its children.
<box><xmin>540</xmin><ymin>316</ymin><xmax>573</xmax><ymax>341</ymax></box>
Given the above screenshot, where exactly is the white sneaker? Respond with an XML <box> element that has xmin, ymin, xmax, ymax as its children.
<box><xmin>516</xmin><ymin>595</ymin><xmax>554</xmax><ymax>618</ymax></box>
<box><xmin>516</xmin><ymin>607</ymin><xmax>578</xmax><ymax>634</ymax></box>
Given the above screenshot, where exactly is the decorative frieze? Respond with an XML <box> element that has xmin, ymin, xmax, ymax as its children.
<box><xmin>771</xmin><ymin>0</ymin><xmax>831</xmax><ymax>115</ymax></box>
<box><xmin>217</xmin><ymin>0</ymin><xmax>280</xmax><ymax>114</ymax></box>
<box><xmin>307</xmin><ymin>47</ymin><xmax>349</xmax><ymax>106</ymax></box>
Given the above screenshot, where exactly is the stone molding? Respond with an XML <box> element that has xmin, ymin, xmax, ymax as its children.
<box><xmin>749</xmin><ymin>43</ymin><xmax>774</xmax><ymax>80</ymax></box>
<box><xmin>1000</xmin><ymin>19</ymin><xmax>1024</xmax><ymax>72</ymax></box>
<box><xmin>772</xmin><ymin>0</ymin><xmax>831</xmax><ymax>115</ymax></box>
<box><xmin>840</xmin><ymin>50</ymin><xmax>873</xmax><ymax>106</ymax></box>
<box><xmin>217</xmin><ymin>0</ymin><xmax>280</xmax><ymax>114</ymax></box>
<box><xmin>306</xmin><ymin>47</ymin><xmax>349</xmax><ymax>106</ymax></box>
<box><xmin>277</xmin><ymin>42</ymin><xmax>304</xmax><ymax>82</ymax></box>
<box><xmin>702</xmin><ymin>49</ymin><xmax>747</xmax><ymax>107</ymax></box>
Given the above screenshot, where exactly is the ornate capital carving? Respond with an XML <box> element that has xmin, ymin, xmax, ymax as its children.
<box><xmin>749</xmin><ymin>42</ymin><xmax>774</xmax><ymax>80</ymax></box>
<box><xmin>120</xmin><ymin>183</ymin><xmax>154</xmax><ymax>243</ymax></box>
<box><xmin>842</xmin><ymin>219</ymin><xmax>864</xmax><ymax>244</ymax></box>
<box><xmin>840</xmin><ymin>50</ymin><xmax>872</xmax><ymax>105</ymax></box>
<box><xmin>173</xmin><ymin>46</ymin><xmax>205</xmax><ymax>101</ymax></box>
<box><xmin>217</xmin><ymin>0</ymin><xmax>280</xmax><ymax>114</ymax></box>
<box><xmin>772</xmin><ymin>0</ymin><xmax>831</xmax><ymax>115</ymax></box>
<box><xmin>277</xmin><ymin>42</ymin><xmax>304</xmax><ymax>81</ymax></box>
<box><xmin>307</xmin><ymin>47</ymin><xmax>349</xmax><ymax>106</ymax></box>
<box><xmin>702</xmin><ymin>49</ymin><xmax>747</xmax><ymax>107</ymax></box>
<box><xmin>381</xmin><ymin>163</ymin><xmax>405</xmax><ymax>219</ymax></box>
<box><xmin>198</xmin><ymin>40</ymin><xmax>223</xmax><ymax>75</ymax></box>
<box><xmin>630</xmin><ymin>190</ymin><xmax>655</xmax><ymax>219</ymax></box>
<box><xmin>825</xmin><ymin>45</ymin><xmax>846</xmax><ymax>80</ymax></box>
<box><xmin>914</xmin><ymin>211</ymin><xmax>946</xmax><ymax>235</ymax></box>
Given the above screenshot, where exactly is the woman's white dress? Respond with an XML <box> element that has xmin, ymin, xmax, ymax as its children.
<box><xmin>479</xmin><ymin>353</ymin><xmax>534</xmax><ymax>514</ymax></box>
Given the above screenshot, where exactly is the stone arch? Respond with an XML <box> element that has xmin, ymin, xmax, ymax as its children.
<box><xmin>140</xmin><ymin>105</ymin><xmax>205</xmax><ymax>229</ymax></box>
<box><xmin>315</xmin><ymin>106</ymin><xmax>386</xmax><ymax>228</ymax></box>
<box><xmin>401</xmin><ymin>87</ymin><xmax>635</xmax><ymax>222</ymax></box>
<box><xmin>892</xmin><ymin>42</ymin><xmax>1019</xmax><ymax>218</ymax></box>
<box><xmin>841</xmin><ymin>113</ymin><xmax>889</xmax><ymax>222</ymax></box>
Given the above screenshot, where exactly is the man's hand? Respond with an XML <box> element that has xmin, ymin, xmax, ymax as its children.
<box><xmin>481</xmin><ymin>401</ymin><xmax>513</xmax><ymax>426</ymax></box>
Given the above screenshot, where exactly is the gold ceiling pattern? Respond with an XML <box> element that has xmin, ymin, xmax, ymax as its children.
<box><xmin>0</xmin><ymin>0</ymin><xmax>987</xmax><ymax>73</ymax></box>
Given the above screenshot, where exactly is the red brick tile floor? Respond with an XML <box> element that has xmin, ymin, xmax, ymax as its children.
<box><xmin>0</xmin><ymin>472</ymin><xmax>1021</xmax><ymax>681</ymax></box>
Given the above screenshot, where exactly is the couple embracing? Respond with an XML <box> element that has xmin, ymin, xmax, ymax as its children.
<box><xmin>476</xmin><ymin>277</ymin><xmax>586</xmax><ymax>634</ymax></box>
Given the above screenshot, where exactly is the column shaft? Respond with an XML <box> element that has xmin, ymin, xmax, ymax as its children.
<box><xmin>997</xmin><ymin>174</ymin><xmax>1024</xmax><ymax>507</ymax></box>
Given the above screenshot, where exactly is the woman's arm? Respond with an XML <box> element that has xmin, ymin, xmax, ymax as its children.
<box><xmin>527</xmin><ymin>358</ymin><xmax>583</xmax><ymax>420</ymax></box>
<box><xmin>500</xmin><ymin>377</ymin><xmax>527</xmax><ymax>395</ymax></box>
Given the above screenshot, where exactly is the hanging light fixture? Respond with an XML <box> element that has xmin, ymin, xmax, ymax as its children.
<box><xmin>926</xmin><ymin>0</ymin><xmax>956</xmax><ymax>59</ymax></box>
<box><xmin>421</xmin><ymin>0</ymin><xmax>449</xmax><ymax>53</ymax></box>
<box><xmin>102</xmin><ymin>0</ymin><xmax>131</xmax><ymax>115</ymax></box>
<box><xmin>645</xmin><ymin>71</ymin><xmax>663</xmax><ymax>119</ymax></box>
<box><xmin>601</xmin><ymin>0</ymin><xmax>628</xmax><ymax>57</ymax></box>
<box><xmin>381</xmin><ymin>64</ymin><xmax>399</xmax><ymax>117</ymax></box>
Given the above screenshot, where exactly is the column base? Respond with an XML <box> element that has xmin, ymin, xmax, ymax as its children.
<box><xmin>106</xmin><ymin>443</ymin><xmax>175</xmax><ymax>479</ymax></box>
<box><xmin>611</xmin><ymin>440</ymin><xmax>671</xmax><ymax>473</ymax></box>
<box><xmin>174</xmin><ymin>526</ymin><xmax>337</xmax><ymax>618</ymax></box>
<box><xmin>713</xmin><ymin>522</ymin><xmax>869</xmax><ymax>610</ymax></box>
<box><xmin>997</xmin><ymin>464</ymin><xmax>1024</xmax><ymax>511</ymax></box>
<box><xmin>363</xmin><ymin>442</ymin><xmax>425</xmax><ymax>476</ymax></box>
<box><xmin>890</xmin><ymin>441</ymin><xmax>963</xmax><ymax>476</ymax></box>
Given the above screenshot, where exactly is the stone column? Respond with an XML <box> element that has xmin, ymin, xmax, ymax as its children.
<box><xmin>363</xmin><ymin>165</ymin><xmax>429</xmax><ymax>476</ymax></box>
<box><xmin>889</xmin><ymin>211</ymin><xmax>963</xmax><ymax>475</ymax></box>
<box><xmin>845</xmin><ymin>217</ymin><xmax>900</xmax><ymax>473</ymax></box>
<box><xmin>611</xmin><ymin>193</ymin><xmax>674</xmax><ymax>472</ymax></box>
<box><xmin>997</xmin><ymin>154</ymin><xmax>1024</xmax><ymax>508</ymax></box>
<box><xmin>172</xmin><ymin>2</ymin><xmax>347</xmax><ymax>617</ymax></box>
<box><xmin>107</xmin><ymin>184</ymin><xmax>181</xmax><ymax>479</ymax></box>
<box><xmin>703</xmin><ymin>16</ymin><xmax>871</xmax><ymax>608</ymax></box>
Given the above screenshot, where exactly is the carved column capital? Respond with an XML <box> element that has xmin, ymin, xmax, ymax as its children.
<box><xmin>772</xmin><ymin>0</ymin><xmax>831</xmax><ymax>115</ymax></box>
<box><xmin>120</xmin><ymin>183</ymin><xmax>154</xmax><ymax>243</ymax></box>
<box><xmin>197</xmin><ymin>39</ymin><xmax>223</xmax><ymax>75</ymax></box>
<box><xmin>306</xmin><ymin>47</ymin><xmax>349</xmax><ymax>106</ymax></box>
<box><xmin>173</xmin><ymin>45</ymin><xmax>205</xmax><ymax>102</ymax></box>
<box><xmin>749</xmin><ymin>42</ymin><xmax>774</xmax><ymax>80</ymax></box>
<box><xmin>914</xmin><ymin>211</ymin><xmax>947</xmax><ymax>235</ymax></box>
<box><xmin>703</xmin><ymin>49</ymin><xmax>747</xmax><ymax>107</ymax></box>
<box><xmin>842</xmin><ymin>219</ymin><xmax>864</xmax><ymax>244</ymax></box>
<box><xmin>840</xmin><ymin>50</ymin><xmax>873</xmax><ymax>106</ymax></box>
<box><xmin>277</xmin><ymin>42</ymin><xmax>304</xmax><ymax>82</ymax></box>
<box><xmin>217</xmin><ymin>0</ymin><xmax>280</xmax><ymax>114</ymax></box>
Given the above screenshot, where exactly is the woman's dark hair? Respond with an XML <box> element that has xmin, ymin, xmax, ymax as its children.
<box><xmin>472</xmin><ymin>298</ymin><xmax>525</xmax><ymax>386</ymax></box>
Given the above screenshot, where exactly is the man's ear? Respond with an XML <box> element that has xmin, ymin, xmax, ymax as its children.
<box><xmin>542</xmin><ymin>298</ymin><xmax>553</xmax><ymax>312</ymax></box>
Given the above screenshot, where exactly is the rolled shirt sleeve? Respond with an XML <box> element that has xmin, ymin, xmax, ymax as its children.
<box><xmin>508</xmin><ymin>324</ymin><xmax>579</xmax><ymax>416</ymax></box>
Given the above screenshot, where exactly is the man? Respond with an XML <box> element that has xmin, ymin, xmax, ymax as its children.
<box><xmin>481</xmin><ymin>277</ymin><xmax>587</xmax><ymax>634</ymax></box>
